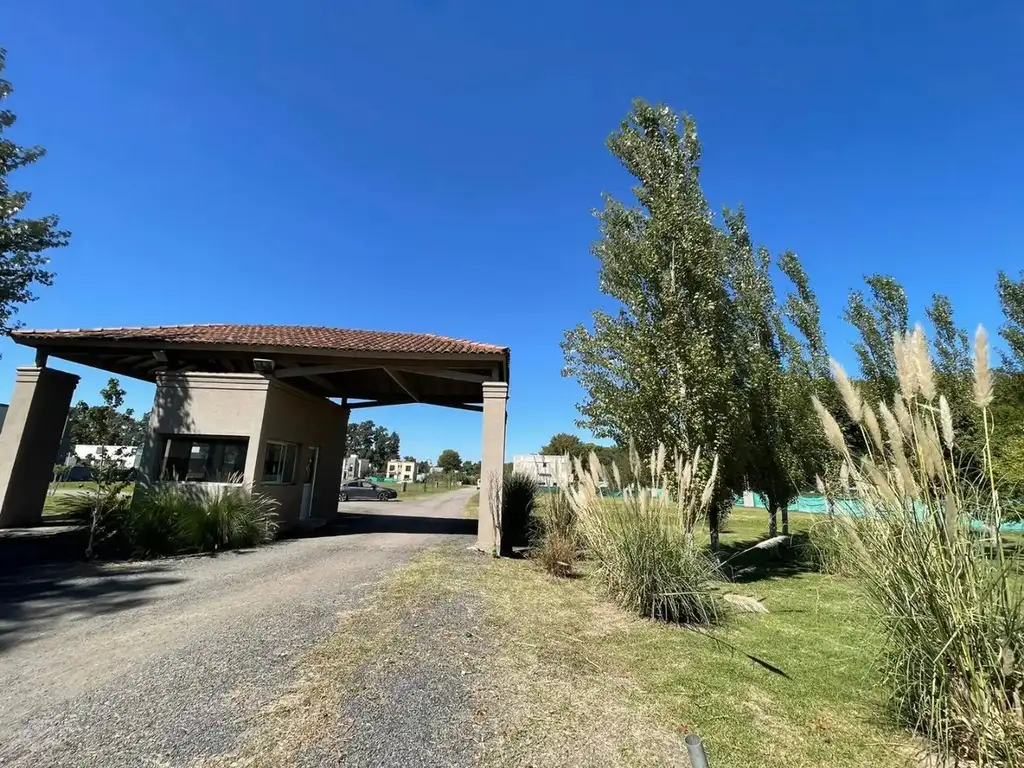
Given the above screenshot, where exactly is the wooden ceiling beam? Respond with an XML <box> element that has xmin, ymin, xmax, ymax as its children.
<box><xmin>396</xmin><ymin>367</ymin><xmax>493</xmax><ymax>384</ymax></box>
<box><xmin>276</xmin><ymin>362</ymin><xmax>382</xmax><ymax>379</ymax></box>
<box><xmin>383</xmin><ymin>367</ymin><xmax>420</xmax><ymax>402</ymax></box>
<box><xmin>347</xmin><ymin>398</ymin><xmax>414</xmax><ymax>409</ymax></box>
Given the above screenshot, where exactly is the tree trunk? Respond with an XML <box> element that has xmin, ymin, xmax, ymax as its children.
<box><xmin>781</xmin><ymin>505</ymin><xmax>790</xmax><ymax>535</ymax></box>
<box><xmin>709</xmin><ymin>505</ymin><xmax>720</xmax><ymax>553</ymax></box>
<box><xmin>768</xmin><ymin>504</ymin><xmax>778</xmax><ymax>536</ymax></box>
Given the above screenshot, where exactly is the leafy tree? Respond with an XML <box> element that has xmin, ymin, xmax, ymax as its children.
<box><xmin>561</xmin><ymin>102</ymin><xmax>745</xmax><ymax>548</ymax></box>
<box><xmin>370</xmin><ymin>427</ymin><xmax>399</xmax><ymax>471</ymax></box>
<box><xmin>402</xmin><ymin>455</ymin><xmax>416</xmax><ymax>462</ymax></box>
<box><xmin>723</xmin><ymin>210</ymin><xmax>824</xmax><ymax>535</ymax></box>
<box><xmin>540</xmin><ymin>432</ymin><xmax>584</xmax><ymax>456</ymax></box>
<box><xmin>345</xmin><ymin>420</ymin><xmax>376</xmax><ymax>459</ymax></box>
<box><xmin>997</xmin><ymin>270</ymin><xmax>1024</xmax><ymax>371</ymax></box>
<box><xmin>562</xmin><ymin>100</ymin><xmax>742</xmax><ymax>548</ymax></box>
<box><xmin>123</xmin><ymin>410</ymin><xmax>151</xmax><ymax>445</ymax></box>
<box><xmin>65</xmin><ymin>378</ymin><xmax>147</xmax><ymax>447</ymax></box>
<box><xmin>843</xmin><ymin>275</ymin><xmax>909</xmax><ymax>404</ymax></box>
<box><xmin>0</xmin><ymin>49</ymin><xmax>70</xmax><ymax>340</ymax></box>
<box><xmin>343</xmin><ymin>420</ymin><xmax>400</xmax><ymax>471</ymax></box>
<box><xmin>437</xmin><ymin>448</ymin><xmax>462</xmax><ymax>473</ymax></box>
<box><xmin>926</xmin><ymin>293</ymin><xmax>981</xmax><ymax>465</ymax></box>
<box><xmin>64</xmin><ymin>379</ymin><xmax>138</xmax><ymax>558</ymax></box>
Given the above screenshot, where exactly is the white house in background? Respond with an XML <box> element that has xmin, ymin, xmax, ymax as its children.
<box><xmin>429</xmin><ymin>465</ymin><xmax>444</xmax><ymax>474</ymax></box>
<box><xmin>341</xmin><ymin>454</ymin><xmax>371</xmax><ymax>481</ymax></box>
<box><xmin>386</xmin><ymin>459</ymin><xmax>416</xmax><ymax>482</ymax></box>
<box><xmin>513</xmin><ymin>454</ymin><xmax>572</xmax><ymax>488</ymax></box>
<box><xmin>70</xmin><ymin>444</ymin><xmax>141</xmax><ymax>469</ymax></box>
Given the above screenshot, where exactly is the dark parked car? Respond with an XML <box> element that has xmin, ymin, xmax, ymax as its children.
<box><xmin>339</xmin><ymin>480</ymin><xmax>398</xmax><ymax>502</ymax></box>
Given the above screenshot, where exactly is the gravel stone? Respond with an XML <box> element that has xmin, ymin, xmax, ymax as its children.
<box><xmin>0</xmin><ymin>490</ymin><xmax>476</xmax><ymax>768</ymax></box>
<box><xmin>322</xmin><ymin>590</ymin><xmax>491</xmax><ymax>767</ymax></box>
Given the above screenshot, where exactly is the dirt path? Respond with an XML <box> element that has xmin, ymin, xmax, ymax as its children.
<box><xmin>0</xmin><ymin>489</ymin><xmax>476</xmax><ymax>767</ymax></box>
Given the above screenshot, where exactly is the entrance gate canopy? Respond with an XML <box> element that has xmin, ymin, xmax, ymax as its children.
<box><xmin>3</xmin><ymin>324</ymin><xmax>510</xmax><ymax>550</ymax></box>
<box><xmin>11</xmin><ymin>324</ymin><xmax>510</xmax><ymax>409</ymax></box>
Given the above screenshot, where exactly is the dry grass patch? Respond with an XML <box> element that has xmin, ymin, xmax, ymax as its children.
<box><xmin>459</xmin><ymin>508</ymin><xmax>917</xmax><ymax>768</ymax></box>
<box><xmin>464</xmin><ymin>491</ymin><xmax>480</xmax><ymax>519</ymax></box>
<box><xmin>195</xmin><ymin>559</ymin><xmax>451</xmax><ymax>767</ymax></box>
<box><xmin>199</xmin><ymin>506</ymin><xmax>918</xmax><ymax>767</ymax></box>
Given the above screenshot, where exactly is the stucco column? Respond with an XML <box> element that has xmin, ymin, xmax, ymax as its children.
<box><xmin>337</xmin><ymin>404</ymin><xmax>350</xmax><ymax>494</ymax></box>
<box><xmin>339</xmin><ymin>405</ymin><xmax>351</xmax><ymax>456</ymax></box>
<box><xmin>0</xmin><ymin>366</ymin><xmax>80</xmax><ymax>528</ymax></box>
<box><xmin>477</xmin><ymin>381</ymin><xmax>508</xmax><ymax>553</ymax></box>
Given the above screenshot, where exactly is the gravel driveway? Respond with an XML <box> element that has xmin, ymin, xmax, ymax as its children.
<box><xmin>0</xmin><ymin>488</ymin><xmax>476</xmax><ymax>767</ymax></box>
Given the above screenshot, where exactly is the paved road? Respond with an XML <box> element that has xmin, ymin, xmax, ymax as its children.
<box><xmin>0</xmin><ymin>489</ymin><xmax>476</xmax><ymax>767</ymax></box>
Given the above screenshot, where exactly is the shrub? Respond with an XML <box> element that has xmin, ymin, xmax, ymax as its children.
<box><xmin>534</xmin><ymin>489</ymin><xmax>577</xmax><ymax>545</ymax></box>
<box><xmin>501</xmin><ymin>471</ymin><xmax>539</xmax><ymax>549</ymax></box>
<box><xmin>815</xmin><ymin>326</ymin><xmax>1024</xmax><ymax>765</ymax></box>
<box><xmin>57</xmin><ymin>488</ymin><xmax>133</xmax><ymax>555</ymax></box>
<box><xmin>568</xmin><ymin>445</ymin><xmax>723</xmax><ymax>624</ymax></box>
<box><xmin>532</xmin><ymin>490</ymin><xmax>580</xmax><ymax>577</ymax></box>
<box><xmin>155</xmin><ymin>482</ymin><xmax>278</xmax><ymax>553</ymax></box>
<box><xmin>117</xmin><ymin>481</ymin><xmax>279</xmax><ymax>556</ymax></box>
<box><xmin>534</xmin><ymin>529</ymin><xmax>577</xmax><ymax>578</ymax></box>
<box><xmin>801</xmin><ymin>516</ymin><xmax>849</xmax><ymax>575</ymax></box>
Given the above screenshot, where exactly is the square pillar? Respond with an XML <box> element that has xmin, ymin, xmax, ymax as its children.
<box><xmin>0</xmin><ymin>366</ymin><xmax>80</xmax><ymax>528</ymax></box>
<box><xmin>337</xmin><ymin>405</ymin><xmax>350</xmax><ymax>494</ymax></box>
<box><xmin>477</xmin><ymin>381</ymin><xmax>508</xmax><ymax>553</ymax></box>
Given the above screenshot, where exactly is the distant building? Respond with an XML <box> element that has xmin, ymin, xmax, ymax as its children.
<box><xmin>386</xmin><ymin>459</ymin><xmax>416</xmax><ymax>482</ymax></box>
<box><xmin>512</xmin><ymin>454</ymin><xmax>571</xmax><ymax>488</ymax></box>
<box><xmin>429</xmin><ymin>465</ymin><xmax>444</xmax><ymax>474</ymax></box>
<box><xmin>341</xmin><ymin>454</ymin><xmax>371</xmax><ymax>481</ymax></box>
<box><xmin>70</xmin><ymin>445</ymin><xmax>142</xmax><ymax>470</ymax></box>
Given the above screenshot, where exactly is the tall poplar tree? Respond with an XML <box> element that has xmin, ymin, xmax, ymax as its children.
<box><xmin>562</xmin><ymin>100</ymin><xmax>742</xmax><ymax>548</ymax></box>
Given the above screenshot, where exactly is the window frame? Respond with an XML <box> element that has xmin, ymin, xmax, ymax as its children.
<box><xmin>160</xmin><ymin>435</ymin><xmax>249</xmax><ymax>484</ymax></box>
<box><xmin>262</xmin><ymin>440</ymin><xmax>299</xmax><ymax>485</ymax></box>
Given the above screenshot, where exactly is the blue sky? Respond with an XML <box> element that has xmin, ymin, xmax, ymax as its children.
<box><xmin>2</xmin><ymin>1</ymin><xmax>1022</xmax><ymax>462</ymax></box>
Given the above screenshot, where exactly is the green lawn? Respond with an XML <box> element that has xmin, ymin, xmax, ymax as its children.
<box><xmin>48</xmin><ymin>480</ymin><xmax>99</xmax><ymax>492</ymax></box>
<box><xmin>43</xmin><ymin>482</ymin><xmax>136</xmax><ymax>517</ymax></box>
<box><xmin>387</xmin><ymin>481</ymin><xmax>473</xmax><ymax>500</ymax></box>
<box><xmin>426</xmin><ymin>501</ymin><xmax>913</xmax><ymax>767</ymax></box>
<box><xmin>208</xmin><ymin>501</ymin><xmax>914</xmax><ymax>766</ymax></box>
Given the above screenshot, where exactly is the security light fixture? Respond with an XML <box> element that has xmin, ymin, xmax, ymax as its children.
<box><xmin>253</xmin><ymin>358</ymin><xmax>275</xmax><ymax>374</ymax></box>
<box><xmin>152</xmin><ymin>350</ymin><xmax>168</xmax><ymax>363</ymax></box>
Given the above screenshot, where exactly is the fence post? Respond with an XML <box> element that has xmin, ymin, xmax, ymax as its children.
<box><xmin>684</xmin><ymin>734</ymin><xmax>710</xmax><ymax>768</ymax></box>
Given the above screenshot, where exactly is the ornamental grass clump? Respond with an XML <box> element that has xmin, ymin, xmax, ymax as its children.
<box><xmin>531</xmin><ymin>489</ymin><xmax>580</xmax><ymax>577</ymax></box>
<box><xmin>501</xmin><ymin>471</ymin><xmax>540</xmax><ymax>549</ymax></box>
<box><xmin>567</xmin><ymin>442</ymin><xmax>722</xmax><ymax>624</ymax></box>
<box><xmin>132</xmin><ymin>478</ymin><xmax>279</xmax><ymax>555</ymax></box>
<box><xmin>816</xmin><ymin>325</ymin><xmax>1024</xmax><ymax>766</ymax></box>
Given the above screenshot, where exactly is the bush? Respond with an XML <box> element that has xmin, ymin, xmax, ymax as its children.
<box><xmin>501</xmin><ymin>471</ymin><xmax>539</xmax><ymax>549</ymax></box>
<box><xmin>801</xmin><ymin>516</ymin><xmax>848</xmax><ymax>575</ymax></box>
<box><xmin>67</xmin><ymin>481</ymin><xmax>282</xmax><ymax>558</ymax></box>
<box><xmin>815</xmin><ymin>327</ymin><xmax>1024</xmax><ymax>765</ymax></box>
<box><xmin>531</xmin><ymin>490</ymin><xmax>580</xmax><ymax>577</ymax></box>
<box><xmin>569</xmin><ymin>445</ymin><xmax>723</xmax><ymax>624</ymax></box>
<box><xmin>57</xmin><ymin>488</ymin><xmax>133</xmax><ymax>555</ymax></box>
<box><xmin>134</xmin><ymin>482</ymin><xmax>279</xmax><ymax>554</ymax></box>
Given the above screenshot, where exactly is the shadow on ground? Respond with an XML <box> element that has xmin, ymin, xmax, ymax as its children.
<box><xmin>719</xmin><ymin>531</ymin><xmax>817</xmax><ymax>583</ymax></box>
<box><xmin>0</xmin><ymin>561</ymin><xmax>183</xmax><ymax>654</ymax></box>
<box><xmin>326</xmin><ymin>512</ymin><xmax>477</xmax><ymax>537</ymax></box>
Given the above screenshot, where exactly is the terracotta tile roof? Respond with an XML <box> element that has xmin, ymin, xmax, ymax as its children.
<box><xmin>12</xmin><ymin>324</ymin><xmax>507</xmax><ymax>356</ymax></box>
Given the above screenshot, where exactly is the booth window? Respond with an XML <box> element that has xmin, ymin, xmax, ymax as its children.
<box><xmin>262</xmin><ymin>441</ymin><xmax>298</xmax><ymax>484</ymax></box>
<box><xmin>161</xmin><ymin>437</ymin><xmax>248</xmax><ymax>482</ymax></box>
